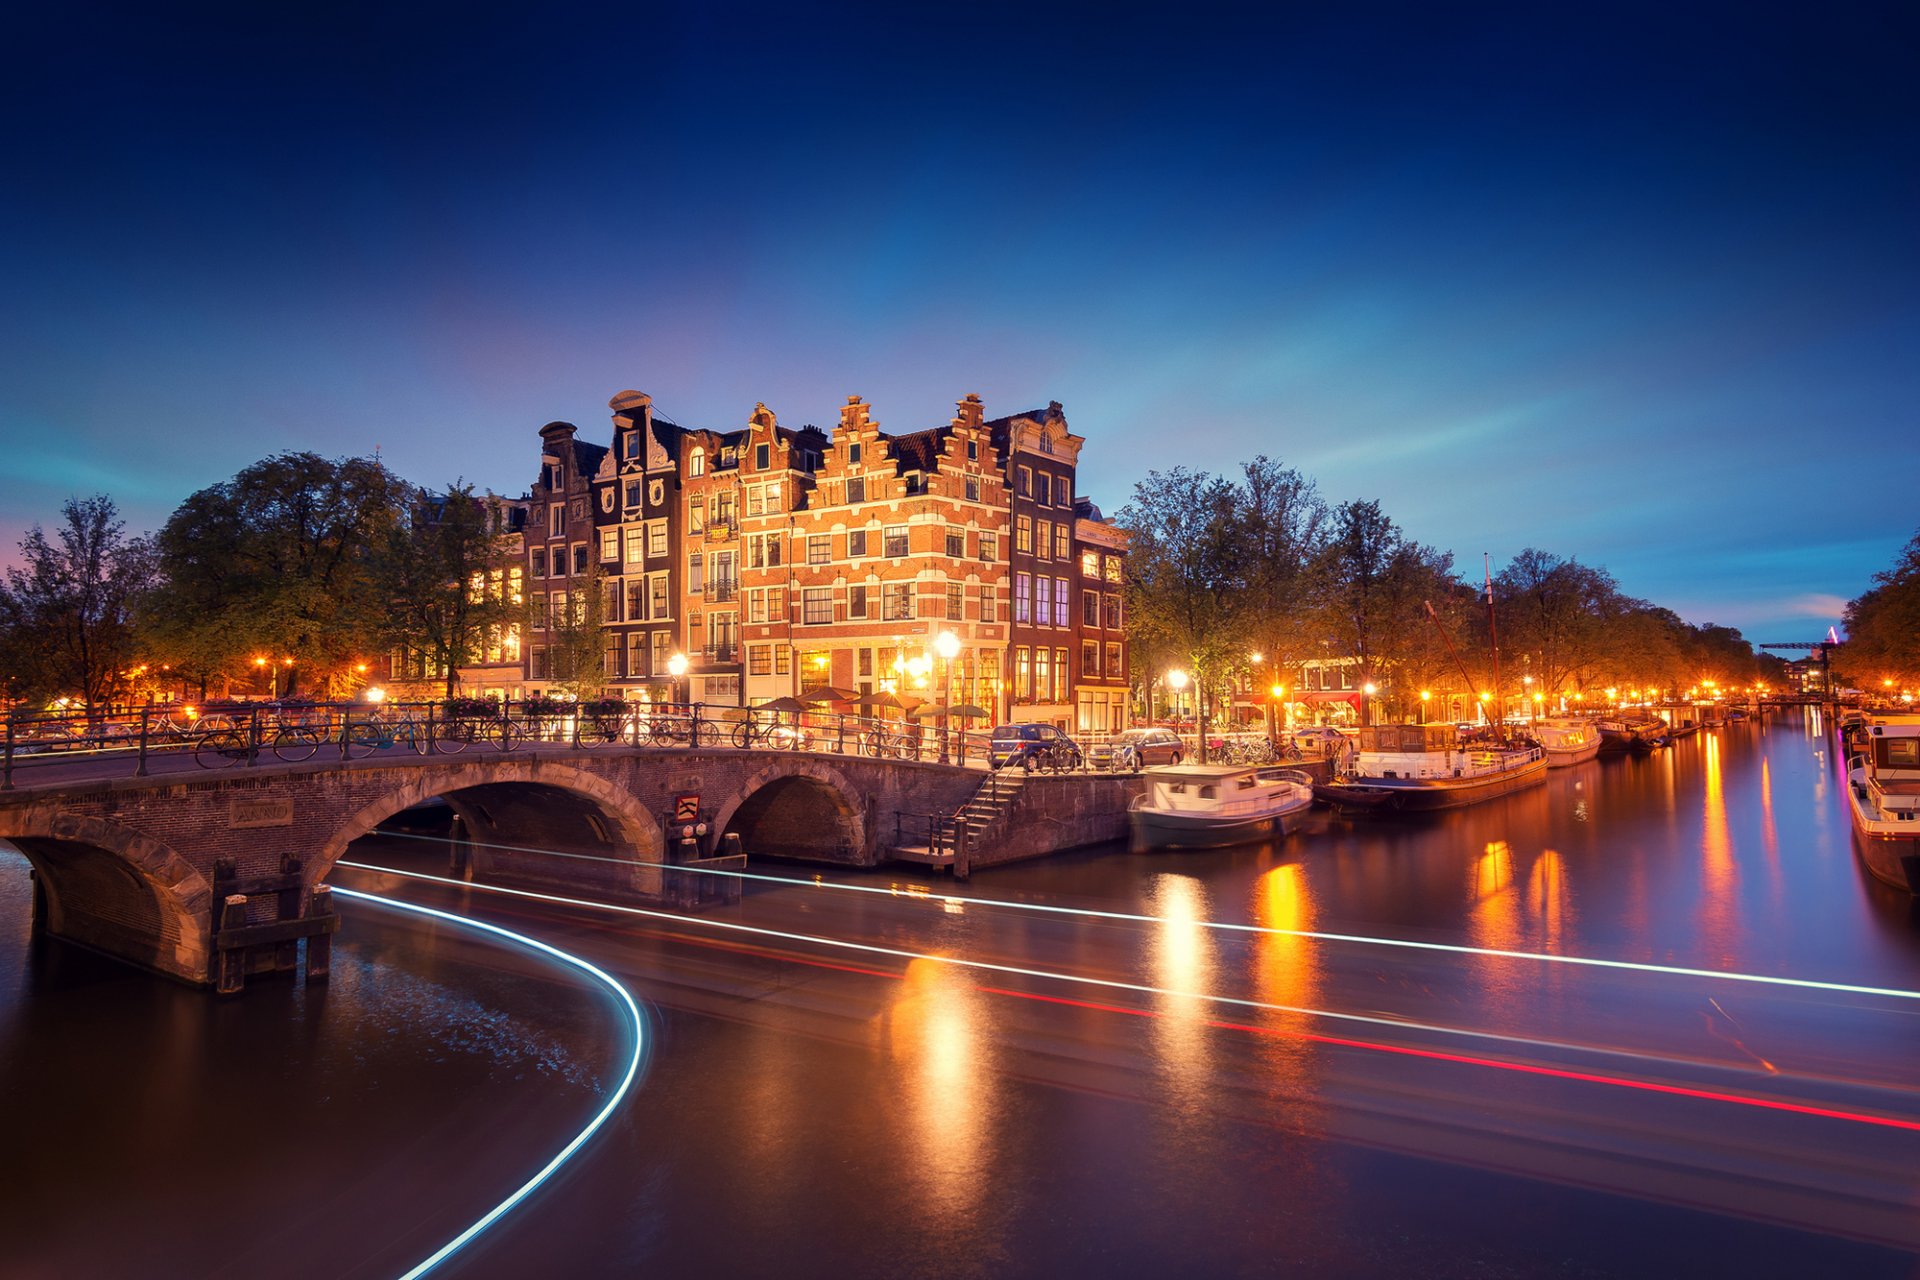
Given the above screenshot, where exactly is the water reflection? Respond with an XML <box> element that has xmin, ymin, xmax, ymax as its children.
<box><xmin>1699</xmin><ymin>731</ymin><xmax>1739</xmax><ymax>961</ymax></box>
<box><xmin>1148</xmin><ymin>874</ymin><xmax>1216</xmax><ymax>1112</ymax></box>
<box><xmin>884</xmin><ymin>956</ymin><xmax>994</xmax><ymax>1218</ymax></box>
<box><xmin>1249</xmin><ymin>863</ymin><xmax>1321</xmax><ymax>1081</ymax></box>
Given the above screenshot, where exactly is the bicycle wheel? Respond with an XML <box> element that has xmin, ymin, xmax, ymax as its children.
<box><xmin>272</xmin><ymin>727</ymin><xmax>320</xmax><ymax>763</ymax></box>
<box><xmin>399</xmin><ymin>719</ymin><xmax>428</xmax><ymax>755</ymax></box>
<box><xmin>864</xmin><ymin>731</ymin><xmax>887</xmax><ymax>758</ymax></box>
<box><xmin>894</xmin><ymin>736</ymin><xmax>920</xmax><ymax>761</ymax></box>
<box><xmin>195</xmin><ymin>730</ymin><xmax>249</xmax><ymax>768</ymax></box>
<box><xmin>434</xmin><ymin>720</ymin><xmax>473</xmax><ymax>754</ymax></box>
<box><xmin>690</xmin><ymin>719</ymin><xmax>717</xmax><ymax>748</ymax></box>
<box><xmin>732</xmin><ymin>721</ymin><xmax>757</xmax><ymax>749</ymax></box>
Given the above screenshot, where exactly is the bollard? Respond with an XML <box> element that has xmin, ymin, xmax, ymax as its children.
<box><xmin>215</xmin><ymin>894</ymin><xmax>249</xmax><ymax>995</ymax></box>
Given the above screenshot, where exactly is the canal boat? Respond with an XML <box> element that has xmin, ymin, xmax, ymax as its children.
<box><xmin>1129</xmin><ymin>763</ymin><xmax>1315</xmax><ymax>849</ymax></box>
<box><xmin>1597</xmin><ymin>714</ymin><xmax>1667</xmax><ymax>753</ymax></box>
<box><xmin>1314</xmin><ymin>723</ymin><xmax>1547</xmax><ymax>812</ymax></box>
<box><xmin>1532</xmin><ymin>716</ymin><xmax>1601</xmax><ymax>767</ymax></box>
<box><xmin>1844</xmin><ymin>721</ymin><xmax>1920</xmax><ymax>894</ymax></box>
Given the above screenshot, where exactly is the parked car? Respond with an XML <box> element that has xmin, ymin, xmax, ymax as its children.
<box><xmin>1089</xmin><ymin>727</ymin><xmax>1185</xmax><ymax>771</ymax></box>
<box><xmin>989</xmin><ymin>723</ymin><xmax>1082</xmax><ymax>771</ymax></box>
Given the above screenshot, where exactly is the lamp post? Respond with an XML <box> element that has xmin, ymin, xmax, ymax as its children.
<box><xmin>935</xmin><ymin>630</ymin><xmax>961</xmax><ymax>763</ymax></box>
<box><xmin>1419</xmin><ymin>689</ymin><xmax>1430</xmax><ymax>724</ymax></box>
<box><xmin>1362</xmin><ymin>681</ymin><xmax>1378</xmax><ymax>727</ymax></box>
<box><xmin>1167</xmin><ymin>667</ymin><xmax>1195</xmax><ymax>760</ymax></box>
<box><xmin>253</xmin><ymin>656</ymin><xmax>271</xmax><ymax>699</ymax></box>
<box><xmin>667</xmin><ymin>652</ymin><xmax>689</xmax><ymax>709</ymax></box>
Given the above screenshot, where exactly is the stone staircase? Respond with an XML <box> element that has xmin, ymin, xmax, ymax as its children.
<box><xmin>888</xmin><ymin>770</ymin><xmax>1028</xmax><ymax>870</ymax></box>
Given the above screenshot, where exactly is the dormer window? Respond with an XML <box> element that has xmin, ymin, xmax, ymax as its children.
<box><xmin>690</xmin><ymin>448</ymin><xmax>706</xmax><ymax>477</ymax></box>
<box><xmin>967</xmin><ymin>439</ymin><xmax>978</xmax><ymax>460</ymax></box>
<box><xmin>549</xmin><ymin>464</ymin><xmax>563</xmax><ymax>489</ymax></box>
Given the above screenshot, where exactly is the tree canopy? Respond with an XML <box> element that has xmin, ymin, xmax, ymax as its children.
<box><xmin>0</xmin><ymin>496</ymin><xmax>156</xmax><ymax>709</ymax></box>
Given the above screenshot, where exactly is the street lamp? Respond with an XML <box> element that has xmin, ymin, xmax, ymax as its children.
<box><xmin>253</xmin><ymin>656</ymin><xmax>270</xmax><ymax>699</ymax></box>
<box><xmin>1419</xmin><ymin>689</ymin><xmax>1430</xmax><ymax>724</ymax></box>
<box><xmin>667</xmin><ymin>651</ymin><xmax>689</xmax><ymax>708</ymax></box>
<box><xmin>934</xmin><ymin>630</ymin><xmax>961</xmax><ymax>762</ymax></box>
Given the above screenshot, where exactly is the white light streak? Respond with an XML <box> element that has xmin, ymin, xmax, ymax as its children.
<box><xmin>369</xmin><ymin>830</ymin><xmax>1920</xmax><ymax>1003</ymax></box>
<box><xmin>329</xmin><ymin>885</ymin><xmax>646</xmax><ymax>1280</ymax></box>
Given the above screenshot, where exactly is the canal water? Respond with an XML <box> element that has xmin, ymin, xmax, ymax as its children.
<box><xmin>5</xmin><ymin>708</ymin><xmax>1919</xmax><ymax>1278</ymax></box>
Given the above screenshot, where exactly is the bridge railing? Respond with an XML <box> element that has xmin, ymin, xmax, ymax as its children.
<box><xmin>0</xmin><ymin>698</ymin><xmax>1006</xmax><ymax>788</ymax></box>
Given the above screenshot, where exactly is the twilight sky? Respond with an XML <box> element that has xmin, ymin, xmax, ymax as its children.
<box><xmin>4</xmin><ymin>1</ymin><xmax>1914</xmax><ymax>644</ymax></box>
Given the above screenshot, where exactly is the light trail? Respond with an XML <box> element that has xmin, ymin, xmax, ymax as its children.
<box><xmin>329</xmin><ymin>885</ymin><xmax>646</xmax><ymax>1280</ymax></box>
<box><xmin>335</xmin><ymin>861</ymin><xmax>1920</xmax><ymax>1132</ymax></box>
<box><xmin>374</xmin><ymin>829</ymin><xmax>1920</xmax><ymax>1003</ymax></box>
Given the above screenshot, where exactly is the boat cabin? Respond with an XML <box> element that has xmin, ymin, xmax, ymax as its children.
<box><xmin>1143</xmin><ymin>764</ymin><xmax>1313</xmax><ymax>813</ymax></box>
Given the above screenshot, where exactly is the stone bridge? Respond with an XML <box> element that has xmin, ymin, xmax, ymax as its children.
<box><xmin>0</xmin><ymin>747</ymin><xmax>993</xmax><ymax>989</ymax></box>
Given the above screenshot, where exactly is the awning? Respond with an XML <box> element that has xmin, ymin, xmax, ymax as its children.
<box><xmin>1300</xmin><ymin>691</ymin><xmax>1361</xmax><ymax>706</ymax></box>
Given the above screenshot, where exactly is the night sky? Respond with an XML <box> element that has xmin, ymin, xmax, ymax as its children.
<box><xmin>4</xmin><ymin>2</ymin><xmax>1914</xmax><ymax>644</ymax></box>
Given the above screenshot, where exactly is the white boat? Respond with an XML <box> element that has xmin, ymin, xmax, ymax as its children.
<box><xmin>1129</xmin><ymin>764</ymin><xmax>1315</xmax><ymax>849</ymax></box>
<box><xmin>1314</xmin><ymin>723</ymin><xmax>1547</xmax><ymax>812</ymax></box>
<box><xmin>1845</xmin><ymin>719</ymin><xmax>1920</xmax><ymax>894</ymax></box>
<box><xmin>1532</xmin><ymin>716</ymin><xmax>1601</xmax><ymax>767</ymax></box>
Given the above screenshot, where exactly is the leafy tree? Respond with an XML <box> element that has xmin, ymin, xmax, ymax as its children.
<box><xmin>544</xmin><ymin>559</ymin><xmax>609</xmax><ymax>699</ymax></box>
<box><xmin>0</xmin><ymin>496</ymin><xmax>157</xmax><ymax>711</ymax></box>
<box><xmin>151</xmin><ymin>453</ymin><xmax>407</xmax><ymax>697</ymax></box>
<box><xmin>1494</xmin><ymin>549</ymin><xmax>1621</xmax><ymax>697</ymax></box>
<box><xmin>376</xmin><ymin>484</ymin><xmax>516</xmax><ymax>697</ymax></box>
<box><xmin>1234</xmin><ymin>456</ymin><xmax>1328</xmax><ymax>722</ymax></box>
<box><xmin>1842</xmin><ymin>528</ymin><xmax>1920</xmax><ymax>690</ymax></box>
<box><xmin>1119</xmin><ymin>467</ymin><xmax>1246</xmax><ymax>756</ymax></box>
<box><xmin>1311</xmin><ymin>499</ymin><xmax>1456</xmax><ymax>720</ymax></box>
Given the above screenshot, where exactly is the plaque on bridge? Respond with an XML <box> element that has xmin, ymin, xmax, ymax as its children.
<box><xmin>229</xmin><ymin>797</ymin><xmax>294</xmax><ymax>829</ymax></box>
<box><xmin>672</xmin><ymin>793</ymin><xmax>701</xmax><ymax>824</ymax></box>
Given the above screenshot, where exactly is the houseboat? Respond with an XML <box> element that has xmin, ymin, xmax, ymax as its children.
<box><xmin>1596</xmin><ymin>714</ymin><xmax>1667</xmax><ymax>753</ymax></box>
<box><xmin>1532</xmin><ymin>716</ymin><xmax>1602</xmax><ymax>767</ymax></box>
<box><xmin>1844</xmin><ymin>720</ymin><xmax>1920</xmax><ymax>894</ymax></box>
<box><xmin>1314</xmin><ymin>723</ymin><xmax>1547</xmax><ymax>812</ymax></box>
<box><xmin>1129</xmin><ymin>764</ymin><xmax>1316</xmax><ymax>849</ymax></box>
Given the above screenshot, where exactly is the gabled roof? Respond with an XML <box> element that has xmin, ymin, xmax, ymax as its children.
<box><xmin>886</xmin><ymin>426</ymin><xmax>953</xmax><ymax>474</ymax></box>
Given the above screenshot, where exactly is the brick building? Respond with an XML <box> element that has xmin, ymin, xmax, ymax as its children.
<box><xmin>510</xmin><ymin>388</ymin><xmax>1127</xmax><ymax>730</ymax></box>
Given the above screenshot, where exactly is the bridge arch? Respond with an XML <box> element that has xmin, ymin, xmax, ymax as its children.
<box><xmin>318</xmin><ymin>760</ymin><xmax>668</xmax><ymax>899</ymax></box>
<box><xmin>710</xmin><ymin>759</ymin><xmax>868</xmax><ymax>862</ymax></box>
<box><xmin>0</xmin><ymin>813</ymin><xmax>213</xmax><ymax>983</ymax></box>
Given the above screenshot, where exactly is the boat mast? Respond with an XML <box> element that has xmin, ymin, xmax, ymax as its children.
<box><xmin>1484</xmin><ymin>553</ymin><xmax>1507</xmax><ymax>747</ymax></box>
<box><xmin>1423</xmin><ymin>599</ymin><xmax>1489</xmax><ymax>716</ymax></box>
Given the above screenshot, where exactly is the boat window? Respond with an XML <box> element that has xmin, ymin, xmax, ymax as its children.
<box><xmin>1238</xmin><ymin>778</ymin><xmax>1255</xmax><ymax>790</ymax></box>
<box><xmin>1887</xmin><ymin>739</ymin><xmax>1919</xmax><ymax>766</ymax></box>
<box><xmin>1199</xmin><ymin>785</ymin><xmax>1218</xmax><ymax>799</ymax></box>
<box><xmin>1168</xmin><ymin>784</ymin><xmax>1186</xmax><ymax>795</ymax></box>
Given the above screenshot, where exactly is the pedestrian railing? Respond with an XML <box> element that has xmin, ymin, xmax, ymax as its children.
<box><xmin>0</xmin><ymin>698</ymin><xmax>1011</xmax><ymax>788</ymax></box>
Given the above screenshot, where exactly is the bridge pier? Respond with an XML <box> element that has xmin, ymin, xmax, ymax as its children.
<box><xmin>209</xmin><ymin>856</ymin><xmax>338</xmax><ymax>996</ymax></box>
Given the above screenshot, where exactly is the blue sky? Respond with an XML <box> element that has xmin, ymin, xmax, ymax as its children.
<box><xmin>3</xmin><ymin>1</ymin><xmax>1914</xmax><ymax>643</ymax></box>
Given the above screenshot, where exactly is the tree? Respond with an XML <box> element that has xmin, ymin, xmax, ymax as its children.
<box><xmin>376</xmin><ymin>485</ymin><xmax>516</xmax><ymax>697</ymax></box>
<box><xmin>0</xmin><ymin>496</ymin><xmax>157</xmax><ymax>710</ymax></box>
<box><xmin>1842</xmin><ymin>528</ymin><xmax>1920</xmax><ymax>690</ymax></box>
<box><xmin>151</xmin><ymin>453</ymin><xmax>407</xmax><ymax>697</ymax></box>
<box><xmin>1493</xmin><ymin>549</ymin><xmax>1622</xmax><ymax>697</ymax></box>
<box><xmin>1311</xmin><ymin>500</ymin><xmax>1456</xmax><ymax>720</ymax></box>
<box><xmin>544</xmin><ymin>559</ymin><xmax>609</xmax><ymax>699</ymax></box>
<box><xmin>1234</xmin><ymin>456</ymin><xmax>1328</xmax><ymax>725</ymax></box>
<box><xmin>1119</xmin><ymin>467</ymin><xmax>1246</xmax><ymax>756</ymax></box>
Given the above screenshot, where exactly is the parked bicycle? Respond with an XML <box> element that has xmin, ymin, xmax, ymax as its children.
<box><xmin>648</xmin><ymin>712</ymin><xmax>717</xmax><ymax>748</ymax></box>
<box><xmin>863</xmin><ymin>723</ymin><xmax>922</xmax><ymax>760</ymax></box>
<box><xmin>734</xmin><ymin>716</ymin><xmax>810</xmax><ymax>750</ymax></box>
<box><xmin>193</xmin><ymin>721</ymin><xmax>323</xmax><ymax>768</ymax></box>
<box><xmin>342</xmin><ymin>712</ymin><xmax>428</xmax><ymax>758</ymax></box>
<box><xmin>1023</xmin><ymin>738</ymin><xmax>1084</xmax><ymax>774</ymax></box>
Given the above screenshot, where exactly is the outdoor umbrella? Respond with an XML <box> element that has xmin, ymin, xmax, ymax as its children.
<box><xmin>907</xmin><ymin>701</ymin><xmax>990</xmax><ymax>719</ymax></box>
<box><xmin>797</xmin><ymin>686</ymin><xmax>856</xmax><ymax>703</ymax></box>
<box><xmin>752</xmin><ymin>696</ymin><xmax>811</xmax><ymax>714</ymax></box>
<box><xmin>852</xmin><ymin>691</ymin><xmax>906</xmax><ymax>710</ymax></box>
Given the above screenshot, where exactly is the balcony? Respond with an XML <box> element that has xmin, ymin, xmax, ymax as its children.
<box><xmin>701</xmin><ymin>643</ymin><xmax>739</xmax><ymax>665</ymax></box>
<box><xmin>709</xmin><ymin>579</ymin><xmax>738</xmax><ymax>603</ymax></box>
